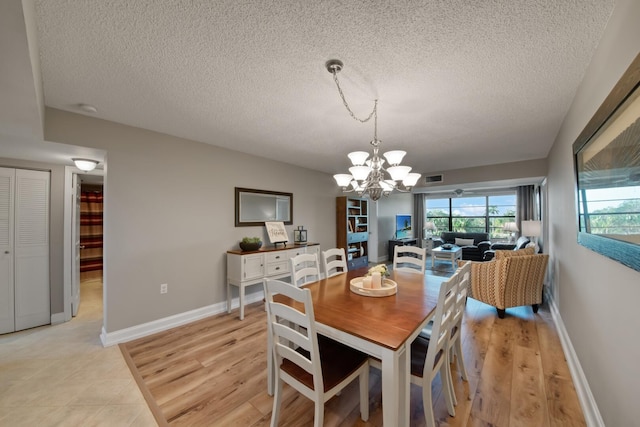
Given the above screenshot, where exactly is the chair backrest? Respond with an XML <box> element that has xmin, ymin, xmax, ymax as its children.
<box><xmin>290</xmin><ymin>253</ymin><xmax>320</xmax><ymax>287</ymax></box>
<box><xmin>393</xmin><ymin>245</ymin><xmax>426</xmax><ymax>274</ymax></box>
<box><xmin>321</xmin><ymin>248</ymin><xmax>348</xmax><ymax>278</ymax></box>
<box><xmin>263</xmin><ymin>279</ymin><xmax>324</xmax><ymax>396</ymax></box>
<box><xmin>452</xmin><ymin>261</ymin><xmax>471</xmax><ymax>333</ymax></box>
<box><xmin>421</xmin><ymin>272</ymin><xmax>458</xmax><ymax>378</ymax></box>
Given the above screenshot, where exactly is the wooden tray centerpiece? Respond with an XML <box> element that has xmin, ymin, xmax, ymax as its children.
<box><xmin>350</xmin><ymin>264</ymin><xmax>397</xmax><ymax>297</ymax></box>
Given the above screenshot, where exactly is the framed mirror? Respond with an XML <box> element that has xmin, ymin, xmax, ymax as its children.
<box><xmin>235</xmin><ymin>187</ymin><xmax>293</xmax><ymax>227</ymax></box>
<box><xmin>573</xmin><ymin>53</ymin><xmax>640</xmax><ymax>272</ymax></box>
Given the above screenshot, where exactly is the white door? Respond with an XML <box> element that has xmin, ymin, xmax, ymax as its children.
<box><xmin>14</xmin><ymin>169</ymin><xmax>50</xmax><ymax>331</ymax></box>
<box><xmin>0</xmin><ymin>168</ymin><xmax>16</xmax><ymax>334</ymax></box>
<box><xmin>71</xmin><ymin>174</ymin><xmax>81</xmax><ymax>316</ymax></box>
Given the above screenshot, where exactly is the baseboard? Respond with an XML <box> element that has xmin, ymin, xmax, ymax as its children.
<box><xmin>100</xmin><ymin>292</ymin><xmax>265</xmax><ymax>347</ymax></box>
<box><xmin>50</xmin><ymin>312</ymin><xmax>65</xmax><ymax>325</ymax></box>
<box><xmin>546</xmin><ymin>289</ymin><xmax>604</xmax><ymax>427</ymax></box>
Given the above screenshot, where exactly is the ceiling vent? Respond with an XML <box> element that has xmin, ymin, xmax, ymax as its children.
<box><xmin>424</xmin><ymin>174</ymin><xmax>443</xmax><ymax>185</ymax></box>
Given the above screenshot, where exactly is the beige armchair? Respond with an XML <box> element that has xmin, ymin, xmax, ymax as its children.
<box><xmin>466</xmin><ymin>248</ymin><xmax>548</xmax><ymax>318</ymax></box>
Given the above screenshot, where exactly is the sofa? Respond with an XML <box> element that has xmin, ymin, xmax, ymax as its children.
<box><xmin>483</xmin><ymin>236</ymin><xmax>530</xmax><ymax>260</ymax></box>
<box><xmin>434</xmin><ymin>231</ymin><xmax>491</xmax><ymax>261</ymax></box>
<box><xmin>465</xmin><ymin>247</ymin><xmax>548</xmax><ymax>318</ymax></box>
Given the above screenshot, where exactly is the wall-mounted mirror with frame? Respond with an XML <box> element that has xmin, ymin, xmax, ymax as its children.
<box><xmin>573</xmin><ymin>53</ymin><xmax>640</xmax><ymax>272</ymax></box>
<box><xmin>235</xmin><ymin>187</ymin><xmax>293</xmax><ymax>227</ymax></box>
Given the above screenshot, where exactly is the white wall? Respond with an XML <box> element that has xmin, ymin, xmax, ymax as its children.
<box><xmin>547</xmin><ymin>1</ymin><xmax>640</xmax><ymax>425</ymax></box>
<box><xmin>44</xmin><ymin>108</ymin><xmax>339</xmax><ymax>333</ymax></box>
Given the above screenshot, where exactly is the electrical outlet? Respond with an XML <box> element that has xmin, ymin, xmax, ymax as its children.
<box><xmin>160</xmin><ymin>283</ymin><xmax>168</xmax><ymax>294</ymax></box>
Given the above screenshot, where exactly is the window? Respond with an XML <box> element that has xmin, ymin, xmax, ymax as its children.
<box><xmin>425</xmin><ymin>191</ymin><xmax>516</xmax><ymax>240</ymax></box>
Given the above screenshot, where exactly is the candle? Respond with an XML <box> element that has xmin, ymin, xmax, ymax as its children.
<box><xmin>362</xmin><ymin>276</ymin><xmax>372</xmax><ymax>289</ymax></box>
<box><xmin>372</xmin><ymin>272</ymin><xmax>382</xmax><ymax>289</ymax></box>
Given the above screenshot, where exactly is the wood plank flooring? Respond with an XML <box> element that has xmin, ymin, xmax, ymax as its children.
<box><xmin>120</xmin><ymin>279</ymin><xmax>586</xmax><ymax>426</ymax></box>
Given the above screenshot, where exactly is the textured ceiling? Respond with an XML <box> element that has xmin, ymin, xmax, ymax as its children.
<box><xmin>30</xmin><ymin>0</ymin><xmax>615</xmax><ymax>176</ymax></box>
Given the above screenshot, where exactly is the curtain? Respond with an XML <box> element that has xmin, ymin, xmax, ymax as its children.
<box><xmin>516</xmin><ymin>185</ymin><xmax>537</xmax><ymax>228</ymax></box>
<box><xmin>80</xmin><ymin>191</ymin><xmax>103</xmax><ymax>272</ymax></box>
<box><xmin>413</xmin><ymin>193</ymin><xmax>425</xmax><ymax>246</ymax></box>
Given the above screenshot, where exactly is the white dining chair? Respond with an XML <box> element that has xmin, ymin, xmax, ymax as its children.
<box><xmin>393</xmin><ymin>245</ymin><xmax>427</xmax><ymax>274</ymax></box>
<box><xmin>290</xmin><ymin>253</ymin><xmax>320</xmax><ymax>287</ymax></box>
<box><xmin>264</xmin><ymin>278</ymin><xmax>369</xmax><ymax>427</ymax></box>
<box><xmin>410</xmin><ymin>271</ymin><xmax>458</xmax><ymax>426</ymax></box>
<box><xmin>321</xmin><ymin>248</ymin><xmax>348</xmax><ymax>278</ymax></box>
<box><xmin>419</xmin><ymin>261</ymin><xmax>471</xmax><ymax>408</ymax></box>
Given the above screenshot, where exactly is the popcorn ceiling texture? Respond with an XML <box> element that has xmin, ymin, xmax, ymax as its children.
<box><xmin>34</xmin><ymin>0</ymin><xmax>615</xmax><ymax>174</ymax></box>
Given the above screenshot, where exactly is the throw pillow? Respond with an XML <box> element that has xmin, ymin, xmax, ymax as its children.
<box><xmin>455</xmin><ymin>237</ymin><xmax>475</xmax><ymax>246</ymax></box>
<box><xmin>495</xmin><ymin>247</ymin><xmax>535</xmax><ymax>259</ymax></box>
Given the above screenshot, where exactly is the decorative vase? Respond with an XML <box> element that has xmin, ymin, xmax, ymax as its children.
<box><xmin>239</xmin><ymin>241</ymin><xmax>262</xmax><ymax>251</ymax></box>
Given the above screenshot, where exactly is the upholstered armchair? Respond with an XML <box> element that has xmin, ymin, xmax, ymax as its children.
<box><xmin>466</xmin><ymin>247</ymin><xmax>548</xmax><ymax>318</ymax></box>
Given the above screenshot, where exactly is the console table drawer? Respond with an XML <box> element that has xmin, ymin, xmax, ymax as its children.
<box><xmin>265</xmin><ymin>252</ymin><xmax>289</xmax><ymax>263</ymax></box>
<box><xmin>266</xmin><ymin>260</ymin><xmax>289</xmax><ymax>276</ymax></box>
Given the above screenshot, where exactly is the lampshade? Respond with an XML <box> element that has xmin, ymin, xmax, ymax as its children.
<box><xmin>72</xmin><ymin>158</ymin><xmax>99</xmax><ymax>171</ymax></box>
<box><xmin>387</xmin><ymin>165</ymin><xmax>411</xmax><ymax>181</ymax></box>
<box><xmin>349</xmin><ymin>165</ymin><xmax>371</xmax><ymax>181</ymax></box>
<box><xmin>521</xmin><ymin>220</ymin><xmax>542</xmax><ymax>237</ymax></box>
<box><xmin>347</xmin><ymin>151</ymin><xmax>369</xmax><ymax>166</ymax></box>
<box><xmin>402</xmin><ymin>172</ymin><xmax>421</xmax><ymax>187</ymax></box>
<box><xmin>333</xmin><ymin>174</ymin><xmax>353</xmax><ymax>187</ymax></box>
<box><xmin>503</xmin><ymin>222</ymin><xmax>519</xmax><ymax>232</ymax></box>
<box><xmin>424</xmin><ymin>221</ymin><xmax>436</xmax><ymax>231</ymax></box>
<box><xmin>383</xmin><ymin>150</ymin><xmax>406</xmax><ymax>165</ymax></box>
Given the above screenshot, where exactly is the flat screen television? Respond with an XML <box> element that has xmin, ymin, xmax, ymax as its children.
<box><xmin>395</xmin><ymin>214</ymin><xmax>413</xmax><ymax>239</ymax></box>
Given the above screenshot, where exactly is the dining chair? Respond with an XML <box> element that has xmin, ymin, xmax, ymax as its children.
<box><xmin>264</xmin><ymin>278</ymin><xmax>370</xmax><ymax>427</ymax></box>
<box><xmin>290</xmin><ymin>253</ymin><xmax>320</xmax><ymax>287</ymax></box>
<box><xmin>419</xmin><ymin>261</ymin><xmax>471</xmax><ymax>408</ymax></box>
<box><xmin>393</xmin><ymin>245</ymin><xmax>427</xmax><ymax>274</ymax></box>
<box><xmin>321</xmin><ymin>247</ymin><xmax>348</xmax><ymax>278</ymax></box>
<box><xmin>410</xmin><ymin>272</ymin><xmax>458</xmax><ymax>426</ymax></box>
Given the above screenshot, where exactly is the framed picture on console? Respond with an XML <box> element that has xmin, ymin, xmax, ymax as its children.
<box><xmin>572</xmin><ymin>53</ymin><xmax>640</xmax><ymax>272</ymax></box>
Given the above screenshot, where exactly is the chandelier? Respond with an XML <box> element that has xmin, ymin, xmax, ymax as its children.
<box><xmin>326</xmin><ymin>59</ymin><xmax>421</xmax><ymax>201</ymax></box>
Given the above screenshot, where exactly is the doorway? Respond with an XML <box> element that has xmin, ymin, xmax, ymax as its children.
<box><xmin>63</xmin><ymin>166</ymin><xmax>105</xmax><ymax>328</ymax></box>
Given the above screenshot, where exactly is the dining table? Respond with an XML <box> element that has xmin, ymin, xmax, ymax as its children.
<box><xmin>269</xmin><ymin>266</ymin><xmax>441</xmax><ymax>426</ymax></box>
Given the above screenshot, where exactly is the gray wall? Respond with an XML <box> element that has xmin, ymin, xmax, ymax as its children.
<box><xmin>0</xmin><ymin>157</ymin><xmax>65</xmax><ymax>314</ymax></box>
<box><xmin>547</xmin><ymin>0</ymin><xmax>640</xmax><ymax>425</ymax></box>
<box><xmin>376</xmin><ymin>193</ymin><xmax>412</xmax><ymax>262</ymax></box>
<box><xmin>44</xmin><ymin>108</ymin><xmax>339</xmax><ymax>332</ymax></box>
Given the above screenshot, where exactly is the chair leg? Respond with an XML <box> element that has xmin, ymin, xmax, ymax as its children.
<box><xmin>270</xmin><ymin>378</ymin><xmax>283</xmax><ymax>427</ymax></box>
<box><xmin>532</xmin><ymin>304</ymin><xmax>539</xmax><ymax>313</ymax></box>
<box><xmin>497</xmin><ymin>308</ymin><xmax>506</xmax><ymax>318</ymax></box>
<box><xmin>359</xmin><ymin>367</ymin><xmax>370</xmax><ymax>421</ymax></box>
<box><xmin>440</xmin><ymin>363</ymin><xmax>456</xmax><ymax>417</ymax></box>
<box><xmin>313</xmin><ymin>401</ymin><xmax>324</xmax><ymax>427</ymax></box>
<box><xmin>454</xmin><ymin>337</ymin><xmax>468</xmax><ymax>382</ymax></box>
<box><xmin>445</xmin><ymin>349</ymin><xmax>458</xmax><ymax>407</ymax></box>
<box><xmin>422</xmin><ymin>378</ymin><xmax>436</xmax><ymax>427</ymax></box>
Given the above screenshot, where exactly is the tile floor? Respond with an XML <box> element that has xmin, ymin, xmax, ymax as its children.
<box><xmin>0</xmin><ymin>275</ymin><xmax>157</xmax><ymax>426</ymax></box>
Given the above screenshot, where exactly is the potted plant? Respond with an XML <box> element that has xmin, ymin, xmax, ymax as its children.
<box><xmin>239</xmin><ymin>236</ymin><xmax>262</xmax><ymax>251</ymax></box>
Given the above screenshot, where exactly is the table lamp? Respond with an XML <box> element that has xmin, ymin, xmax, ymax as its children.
<box><xmin>423</xmin><ymin>221</ymin><xmax>436</xmax><ymax>238</ymax></box>
<box><xmin>503</xmin><ymin>222</ymin><xmax>519</xmax><ymax>244</ymax></box>
<box><xmin>521</xmin><ymin>220</ymin><xmax>542</xmax><ymax>252</ymax></box>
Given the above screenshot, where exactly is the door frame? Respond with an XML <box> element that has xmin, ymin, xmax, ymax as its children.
<box><xmin>63</xmin><ymin>166</ymin><xmax>104</xmax><ymax>322</ymax></box>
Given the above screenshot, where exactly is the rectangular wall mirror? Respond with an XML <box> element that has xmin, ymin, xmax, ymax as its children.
<box><xmin>235</xmin><ymin>187</ymin><xmax>293</xmax><ymax>227</ymax></box>
<box><xmin>573</xmin><ymin>53</ymin><xmax>640</xmax><ymax>272</ymax></box>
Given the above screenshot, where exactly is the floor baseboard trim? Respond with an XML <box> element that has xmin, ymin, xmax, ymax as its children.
<box><xmin>546</xmin><ymin>290</ymin><xmax>604</xmax><ymax>427</ymax></box>
<box><xmin>100</xmin><ymin>292</ymin><xmax>265</xmax><ymax>347</ymax></box>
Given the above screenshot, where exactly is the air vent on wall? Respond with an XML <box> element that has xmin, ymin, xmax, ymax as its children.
<box><xmin>424</xmin><ymin>174</ymin><xmax>443</xmax><ymax>185</ymax></box>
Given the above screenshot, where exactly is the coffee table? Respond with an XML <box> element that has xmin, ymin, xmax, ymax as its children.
<box><xmin>431</xmin><ymin>245</ymin><xmax>462</xmax><ymax>269</ymax></box>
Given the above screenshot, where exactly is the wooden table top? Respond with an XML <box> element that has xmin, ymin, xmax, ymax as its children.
<box><xmin>274</xmin><ymin>267</ymin><xmax>441</xmax><ymax>350</ymax></box>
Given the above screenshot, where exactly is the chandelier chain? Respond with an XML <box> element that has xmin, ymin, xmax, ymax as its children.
<box><xmin>331</xmin><ymin>71</ymin><xmax>377</xmax><ymax>124</ymax></box>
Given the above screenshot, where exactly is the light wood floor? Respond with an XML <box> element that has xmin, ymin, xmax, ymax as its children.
<box><xmin>121</xmin><ymin>277</ymin><xmax>586</xmax><ymax>426</ymax></box>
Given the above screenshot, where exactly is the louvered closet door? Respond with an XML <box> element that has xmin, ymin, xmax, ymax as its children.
<box><xmin>14</xmin><ymin>169</ymin><xmax>50</xmax><ymax>331</ymax></box>
<box><xmin>0</xmin><ymin>168</ymin><xmax>16</xmax><ymax>334</ymax></box>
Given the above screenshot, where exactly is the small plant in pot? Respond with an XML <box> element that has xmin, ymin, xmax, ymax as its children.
<box><xmin>239</xmin><ymin>237</ymin><xmax>262</xmax><ymax>251</ymax></box>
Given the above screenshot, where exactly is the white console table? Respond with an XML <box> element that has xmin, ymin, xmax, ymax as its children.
<box><xmin>226</xmin><ymin>243</ymin><xmax>320</xmax><ymax>320</ymax></box>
